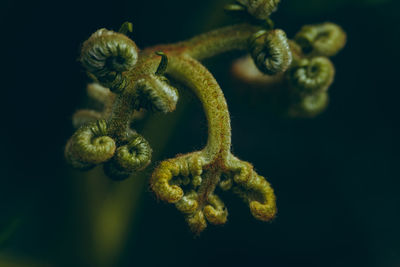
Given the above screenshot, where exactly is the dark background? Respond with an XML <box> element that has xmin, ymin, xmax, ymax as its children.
<box><xmin>1</xmin><ymin>0</ymin><xmax>399</xmax><ymax>266</ymax></box>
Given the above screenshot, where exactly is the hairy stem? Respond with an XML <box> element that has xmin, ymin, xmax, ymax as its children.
<box><xmin>182</xmin><ymin>23</ymin><xmax>261</xmax><ymax>60</ymax></box>
<box><xmin>107</xmin><ymin>91</ymin><xmax>135</xmax><ymax>142</ymax></box>
<box><xmin>167</xmin><ymin>56</ymin><xmax>232</xmax><ymax>164</ymax></box>
<box><xmin>196</xmin><ymin>167</ymin><xmax>222</xmax><ymax>208</ymax></box>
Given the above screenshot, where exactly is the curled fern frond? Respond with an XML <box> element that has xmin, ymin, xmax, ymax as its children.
<box><xmin>288</xmin><ymin>92</ymin><xmax>329</xmax><ymax>118</ymax></box>
<box><xmin>249</xmin><ymin>29</ymin><xmax>292</xmax><ymax>75</ymax></box>
<box><xmin>150</xmin><ymin>153</ymin><xmax>204</xmax><ymax>203</ymax></box>
<box><xmin>294</xmin><ymin>22</ymin><xmax>346</xmax><ymax>57</ymax></box>
<box><xmin>287</xmin><ymin>57</ymin><xmax>335</xmax><ymax>95</ymax></box>
<box><xmin>236</xmin><ymin>0</ymin><xmax>280</xmax><ymax>20</ymax></box>
<box><xmin>134</xmin><ymin>75</ymin><xmax>179</xmax><ymax>113</ymax></box>
<box><xmin>67</xmin><ymin>3</ymin><xmax>346</xmax><ymax>234</ymax></box>
<box><xmin>65</xmin><ymin>120</ymin><xmax>116</xmax><ymax>167</ymax></box>
<box><xmin>229</xmin><ymin>158</ymin><xmax>277</xmax><ymax>222</ymax></box>
<box><xmin>176</xmin><ymin>191</ymin><xmax>199</xmax><ymax>214</ymax></box>
<box><xmin>81</xmin><ymin>28</ymin><xmax>139</xmax><ymax>92</ymax></box>
<box><xmin>104</xmin><ymin>134</ymin><xmax>152</xmax><ymax>180</ymax></box>
<box><xmin>115</xmin><ymin>134</ymin><xmax>152</xmax><ymax>171</ymax></box>
<box><xmin>203</xmin><ymin>194</ymin><xmax>228</xmax><ymax>225</ymax></box>
<box><xmin>151</xmin><ymin>160</ymin><xmax>185</xmax><ymax>203</ymax></box>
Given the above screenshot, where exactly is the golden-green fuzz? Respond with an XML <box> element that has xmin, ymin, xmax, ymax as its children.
<box><xmin>66</xmin><ymin>2</ymin><xmax>346</xmax><ymax>234</ymax></box>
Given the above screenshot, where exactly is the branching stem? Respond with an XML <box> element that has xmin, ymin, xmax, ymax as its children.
<box><xmin>67</xmin><ymin>4</ymin><xmax>346</xmax><ymax>234</ymax></box>
<box><xmin>167</xmin><ymin>55</ymin><xmax>231</xmax><ymax>164</ymax></box>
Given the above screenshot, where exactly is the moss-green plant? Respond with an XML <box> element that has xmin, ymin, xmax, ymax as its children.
<box><xmin>65</xmin><ymin>0</ymin><xmax>346</xmax><ymax>234</ymax></box>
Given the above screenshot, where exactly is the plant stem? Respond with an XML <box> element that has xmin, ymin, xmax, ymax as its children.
<box><xmin>167</xmin><ymin>56</ymin><xmax>232</xmax><ymax>164</ymax></box>
<box><xmin>183</xmin><ymin>23</ymin><xmax>261</xmax><ymax>60</ymax></box>
<box><xmin>107</xmin><ymin>92</ymin><xmax>135</xmax><ymax>142</ymax></box>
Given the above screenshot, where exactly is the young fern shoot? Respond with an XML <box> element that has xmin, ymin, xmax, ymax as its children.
<box><xmin>65</xmin><ymin>0</ymin><xmax>346</xmax><ymax>234</ymax></box>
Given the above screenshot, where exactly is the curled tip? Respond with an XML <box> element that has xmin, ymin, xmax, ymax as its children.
<box><xmin>219</xmin><ymin>177</ymin><xmax>233</xmax><ymax>191</ymax></box>
<box><xmin>289</xmin><ymin>91</ymin><xmax>329</xmax><ymax>118</ymax></box>
<box><xmin>135</xmin><ymin>75</ymin><xmax>179</xmax><ymax>113</ymax></box>
<box><xmin>176</xmin><ymin>191</ymin><xmax>199</xmax><ymax>214</ymax></box>
<box><xmin>229</xmin><ymin>158</ymin><xmax>277</xmax><ymax>222</ymax></box>
<box><xmin>187</xmin><ymin>210</ymin><xmax>207</xmax><ymax>235</ymax></box>
<box><xmin>151</xmin><ymin>154</ymin><xmax>204</xmax><ymax>204</ymax></box>
<box><xmin>287</xmin><ymin>57</ymin><xmax>335</xmax><ymax>94</ymax></box>
<box><xmin>249</xmin><ymin>29</ymin><xmax>292</xmax><ymax>75</ymax></box>
<box><xmin>115</xmin><ymin>134</ymin><xmax>152</xmax><ymax>171</ymax></box>
<box><xmin>81</xmin><ymin>28</ymin><xmax>139</xmax><ymax>92</ymax></box>
<box><xmin>233</xmin><ymin>174</ymin><xmax>277</xmax><ymax>222</ymax></box>
<box><xmin>203</xmin><ymin>194</ymin><xmax>228</xmax><ymax>225</ymax></box>
<box><xmin>155</xmin><ymin>51</ymin><xmax>168</xmax><ymax>76</ymax></box>
<box><xmin>248</xmin><ymin>175</ymin><xmax>277</xmax><ymax>221</ymax></box>
<box><xmin>236</xmin><ymin>0</ymin><xmax>281</xmax><ymax>20</ymax></box>
<box><xmin>294</xmin><ymin>22</ymin><xmax>347</xmax><ymax>57</ymax></box>
<box><xmin>150</xmin><ymin>160</ymin><xmax>184</xmax><ymax>203</ymax></box>
<box><xmin>103</xmin><ymin>134</ymin><xmax>152</xmax><ymax>180</ymax></box>
<box><xmin>249</xmin><ymin>201</ymin><xmax>276</xmax><ymax>221</ymax></box>
<box><xmin>65</xmin><ymin>120</ymin><xmax>116</xmax><ymax>167</ymax></box>
<box><xmin>119</xmin><ymin>21</ymin><xmax>133</xmax><ymax>35</ymax></box>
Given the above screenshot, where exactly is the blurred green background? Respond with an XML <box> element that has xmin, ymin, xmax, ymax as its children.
<box><xmin>1</xmin><ymin>0</ymin><xmax>399</xmax><ymax>266</ymax></box>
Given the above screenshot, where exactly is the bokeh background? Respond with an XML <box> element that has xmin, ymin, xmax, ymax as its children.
<box><xmin>1</xmin><ymin>0</ymin><xmax>399</xmax><ymax>266</ymax></box>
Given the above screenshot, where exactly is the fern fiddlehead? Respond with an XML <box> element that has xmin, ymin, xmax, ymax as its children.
<box><xmin>249</xmin><ymin>29</ymin><xmax>292</xmax><ymax>75</ymax></box>
<box><xmin>81</xmin><ymin>28</ymin><xmax>139</xmax><ymax>92</ymax></box>
<box><xmin>66</xmin><ymin>0</ymin><xmax>346</xmax><ymax>234</ymax></box>
<box><xmin>294</xmin><ymin>22</ymin><xmax>347</xmax><ymax>57</ymax></box>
